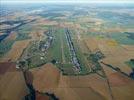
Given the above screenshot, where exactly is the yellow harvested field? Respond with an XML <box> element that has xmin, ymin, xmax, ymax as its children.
<box><xmin>1</xmin><ymin>40</ymin><xmax>30</xmax><ymax>62</ymax></box>
<box><xmin>107</xmin><ymin>40</ymin><xmax>118</xmax><ymax>46</ymax></box>
<box><xmin>84</xmin><ymin>37</ymin><xmax>99</xmax><ymax>52</ymax></box>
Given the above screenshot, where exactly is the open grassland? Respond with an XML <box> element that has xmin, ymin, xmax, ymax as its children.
<box><xmin>45</xmin><ymin>28</ymin><xmax>62</xmax><ymax>62</ymax></box>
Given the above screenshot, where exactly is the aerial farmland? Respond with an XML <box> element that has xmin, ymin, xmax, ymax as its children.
<box><xmin>0</xmin><ymin>2</ymin><xmax>134</xmax><ymax>100</ymax></box>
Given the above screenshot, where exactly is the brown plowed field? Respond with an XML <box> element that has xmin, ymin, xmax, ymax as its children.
<box><xmin>0</xmin><ymin>62</ymin><xmax>28</xmax><ymax>100</ymax></box>
<box><xmin>102</xmin><ymin>64</ymin><xmax>134</xmax><ymax>100</ymax></box>
<box><xmin>30</xmin><ymin>63</ymin><xmax>113</xmax><ymax>100</ymax></box>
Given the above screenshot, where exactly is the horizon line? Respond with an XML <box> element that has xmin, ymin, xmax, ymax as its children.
<box><xmin>1</xmin><ymin>0</ymin><xmax>134</xmax><ymax>4</ymax></box>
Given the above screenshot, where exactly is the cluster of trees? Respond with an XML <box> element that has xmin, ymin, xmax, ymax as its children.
<box><xmin>130</xmin><ymin>69</ymin><xmax>134</xmax><ymax>79</ymax></box>
<box><xmin>16</xmin><ymin>33</ymin><xmax>31</xmax><ymax>41</ymax></box>
<box><xmin>0</xmin><ymin>40</ymin><xmax>14</xmax><ymax>57</ymax></box>
<box><xmin>87</xmin><ymin>51</ymin><xmax>105</xmax><ymax>71</ymax></box>
<box><xmin>129</xmin><ymin>59</ymin><xmax>134</xmax><ymax>79</ymax></box>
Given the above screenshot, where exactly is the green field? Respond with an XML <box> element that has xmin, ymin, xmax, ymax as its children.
<box><xmin>19</xmin><ymin>40</ymin><xmax>46</xmax><ymax>68</ymax></box>
<box><xmin>45</xmin><ymin>28</ymin><xmax>75</xmax><ymax>75</ymax></box>
<box><xmin>0</xmin><ymin>39</ymin><xmax>15</xmax><ymax>57</ymax></box>
<box><xmin>18</xmin><ymin>27</ymin><xmax>106</xmax><ymax>75</ymax></box>
<box><xmin>40</xmin><ymin>28</ymin><xmax>92</xmax><ymax>75</ymax></box>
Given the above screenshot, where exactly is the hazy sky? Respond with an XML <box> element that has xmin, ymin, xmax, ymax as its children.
<box><xmin>1</xmin><ymin>0</ymin><xmax>134</xmax><ymax>3</ymax></box>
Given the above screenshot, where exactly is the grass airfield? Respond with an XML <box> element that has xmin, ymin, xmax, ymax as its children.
<box><xmin>0</xmin><ymin>3</ymin><xmax>134</xmax><ymax>100</ymax></box>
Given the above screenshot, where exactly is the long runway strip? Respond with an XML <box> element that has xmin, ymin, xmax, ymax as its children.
<box><xmin>65</xmin><ymin>29</ymin><xmax>81</xmax><ymax>72</ymax></box>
